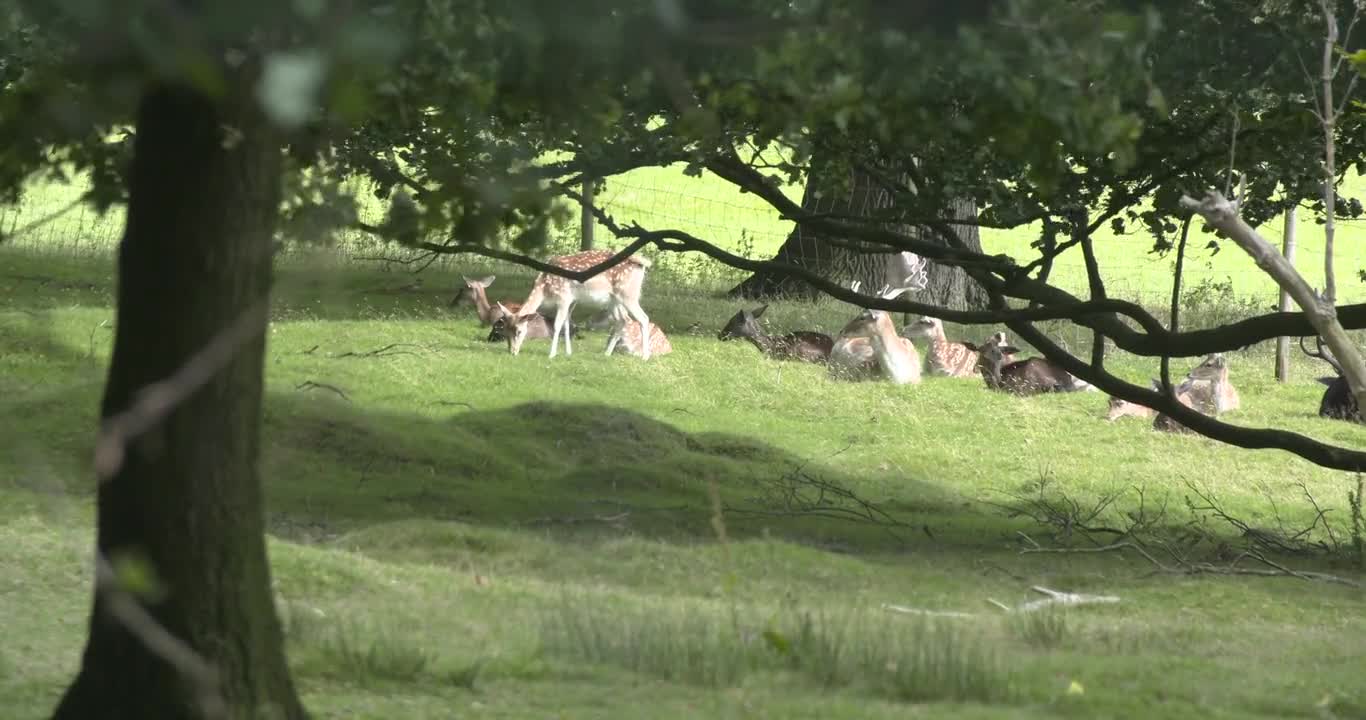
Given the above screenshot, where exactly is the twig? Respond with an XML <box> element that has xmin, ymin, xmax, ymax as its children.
<box><xmin>94</xmin><ymin>553</ymin><xmax>226</xmax><ymax>719</ymax></box>
<box><xmin>295</xmin><ymin>380</ymin><xmax>350</xmax><ymax>401</ymax></box>
<box><xmin>94</xmin><ymin>300</ymin><xmax>270</xmax><ymax>482</ymax></box>
<box><xmin>332</xmin><ymin>343</ymin><xmax>426</xmax><ymax>359</ymax></box>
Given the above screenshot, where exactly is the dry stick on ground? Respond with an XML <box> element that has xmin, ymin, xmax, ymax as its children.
<box><xmin>332</xmin><ymin>342</ymin><xmax>428</xmax><ymax>359</ymax></box>
<box><xmin>882</xmin><ymin>586</ymin><xmax>1121</xmax><ymax>618</ymax></box>
<box><xmin>1179</xmin><ymin>190</ymin><xmax>1366</xmax><ymax>410</ymax></box>
<box><xmin>295</xmin><ymin>380</ymin><xmax>351</xmax><ymax>401</ymax></box>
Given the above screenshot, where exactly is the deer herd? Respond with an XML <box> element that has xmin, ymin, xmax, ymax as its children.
<box><xmin>451</xmin><ymin>247</ymin><xmax>1363</xmax><ymax>430</ymax></box>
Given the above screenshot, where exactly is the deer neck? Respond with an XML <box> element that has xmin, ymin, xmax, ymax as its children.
<box><xmin>744</xmin><ymin>330</ymin><xmax>774</xmax><ymax>355</ymax></box>
<box><xmin>518</xmin><ymin>284</ymin><xmax>548</xmax><ymax>317</ymax></box>
<box><xmin>470</xmin><ymin>285</ymin><xmax>495</xmax><ymax>323</ymax></box>
<box><xmin>867</xmin><ymin>316</ymin><xmax>915</xmax><ymax>381</ymax></box>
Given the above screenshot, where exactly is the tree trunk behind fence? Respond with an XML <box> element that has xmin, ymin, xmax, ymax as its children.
<box><xmin>1275</xmin><ymin>207</ymin><xmax>1297</xmax><ymax>382</ymax></box>
<box><xmin>580</xmin><ymin>179</ymin><xmax>595</xmax><ymax>251</ymax></box>
<box><xmin>728</xmin><ymin>156</ymin><xmax>987</xmax><ymax>310</ymax></box>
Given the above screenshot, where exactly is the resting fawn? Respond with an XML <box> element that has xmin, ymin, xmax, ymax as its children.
<box><xmin>718</xmin><ymin>304</ymin><xmax>834</xmax><ymax>363</ymax></box>
<box><xmin>902</xmin><ymin>316</ymin><xmax>1015</xmax><ymax>377</ymax></box>
<box><xmin>963</xmin><ymin>340</ymin><xmax>1089</xmax><ymax>395</ymax></box>
<box><xmin>832</xmin><ymin>285</ymin><xmax>922</xmax><ymax>385</ymax></box>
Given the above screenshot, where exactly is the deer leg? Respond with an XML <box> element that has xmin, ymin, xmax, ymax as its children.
<box><xmin>604</xmin><ymin>306</ymin><xmax>624</xmax><ymax>355</ymax></box>
<box><xmin>561</xmin><ymin>303</ymin><xmax>574</xmax><ymax>356</ymax></box>
<box><xmin>548</xmin><ymin>304</ymin><xmax>568</xmax><ymax>358</ymax></box>
<box><xmin>620</xmin><ymin>297</ymin><xmax>651</xmax><ymax>361</ymax></box>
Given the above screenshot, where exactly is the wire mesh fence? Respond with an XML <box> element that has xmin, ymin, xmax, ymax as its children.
<box><xmin>3</xmin><ymin>170</ymin><xmax>1359</xmax><ymax>363</ymax></box>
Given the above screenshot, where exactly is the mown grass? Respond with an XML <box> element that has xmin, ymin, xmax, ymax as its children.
<box><xmin>4</xmin><ymin>239</ymin><xmax>1366</xmax><ymax>718</ymax></box>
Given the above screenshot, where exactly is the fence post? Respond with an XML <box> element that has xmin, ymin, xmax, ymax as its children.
<box><xmin>580</xmin><ymin>179</ymin><xmax>595</xmax><ymax>251</ymax></box>
<box><xmin>1275</xmin><ymin>206</ymin><xmax>1297</xmax><ymax>382</ymax></box>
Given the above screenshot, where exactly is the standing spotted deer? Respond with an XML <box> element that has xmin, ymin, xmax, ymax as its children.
<box><xmin>499</xmin><ymin>249</ymin><xmax>654</xmax><ymax>359</ymax></box>
<box><xmin>902</xmin><ymin>316</ymin><xmax>1015</xmax><ymax>377</ymax></box>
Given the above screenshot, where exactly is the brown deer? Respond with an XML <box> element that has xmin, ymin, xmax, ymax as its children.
<box><xmin>717</xmin><ymin>304</ymin><xmax>834</xmax><ymax>363</ymax></box>
<box><xmin>1301</xmin><ymin>336</ymin><xmax>1362</xmax><ymax>422</ymax></box>
<box><xmin>962</xmin><ymin>340</ymin><xmax>1090</xmax><ymax>395</ymax></box>
<box><xmin>830</xmin><ymin>284</ymin><xmax>923</xmax><ymax>385</ymax></box>
<box><xmin>902</xmin><ymin>316</ymin><xmax>1016</xmax><ymax>377</ymax></box>
<box><xmin>452</xmin><ymin>275</ymin><xmax>557</xmax><ymax>342</ymax></box>
<box><xmin>499</xmin><ymin>249</ymin><xmax>654</xmax><ymax>359</ymax></box>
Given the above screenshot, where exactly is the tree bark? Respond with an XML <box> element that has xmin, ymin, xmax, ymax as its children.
<box><xmin>728</xmin><ymin>156</ymin><xmax>987</xmax><ymax>311</ymax></box>
<box><xmin>51</xmin><ymin>82</ymin><xmax>305</xmax><ymax>719</ymax></box>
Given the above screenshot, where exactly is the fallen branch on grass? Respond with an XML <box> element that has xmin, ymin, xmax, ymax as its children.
<box><xmin>295</xmin><ymin>380</ymin><xmax>350</xmax><ymax>401</ymax></box>
<box><xmin>332</xmin><ymin>343</ymin><xmax>428</xmax><ymax>359</ymax></box>
<box><xmin>1020</xmin><ymin>540</ymin><xmax>1362</xmax><ymax>587</ymax></box>
<box><xmin>883</xmin><ymin>585</ymin><xmax>1121</xmax><ymax>619</ymax></box>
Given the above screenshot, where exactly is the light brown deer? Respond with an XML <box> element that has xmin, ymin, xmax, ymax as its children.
<box><xmin>1151</xmin><ymin>356</ymin><xmax>1240</xmax><ymax>433</ymax></box>
<box><xmin>499</xmin><ymin>249</ymin><xmax>653</xmax><ymax>359</ymax></box>
<box><xmin>606</xmin><ymin>309</ymin><xmax>673</xmax><ymax>358</ymax></box>
<box><xmin>1107</xmin><ymin>380</ymin><xmax>1198</xmax><ymax>421</ymax></box>
<box><xmin>831</xmin><ymin>284</ymin><xmax>923</xmax><ymax>385</ymax></box>
<box><xmin>902</xmin><ymin>316</ymin><xmax>1015</xmax><ymax>377</ymax></box>
<box><xmin>1178</xmin><ymin>353</ymin><xmax>1241</xmax><ymax>414</ymax></box>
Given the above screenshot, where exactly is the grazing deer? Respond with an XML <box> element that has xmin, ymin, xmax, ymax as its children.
<box><xmin>1301</xmin><ymin>336</ymin><xmax>1362</xmax><ymax>422</ymax></box>
<box><xmin>902</xmin><ymin>316</ymin><xmax>1016</xmax><ymax>377</ymax></box>
<box><xmin>499</xmin><ymin>249</ymin><xmax>654</xmax><ymax>359</ymax></box>
<box><xmin>962</xmin><ymin>340</ymin><xmax>1089</xmax><ymax>395</ymax></box>
<box><xmin>452</xmin><ymin>275</ymin><xmax>557</xmax><ymax>342</ymax></box>
<box><xmin>717</xmin><ymin>304</ymin><xmax>834</xmax><ymax>363</ymax></box>
<box><xmin>831</xmin><ymin>284</ymin><xmax>923</xmax><ymax>385</ymax></box>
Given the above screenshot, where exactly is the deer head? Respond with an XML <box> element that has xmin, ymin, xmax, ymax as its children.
<box><xmin>450</xmin><ymin>275</ymin><xmax>495</xmax><ymax>308</ymax></box>
<box><xmin>840</xmin><ymin>286</ymin><xmax>912</xmax><ymax>339</ymax></box>
<box><xmin>718</xmin><ymin>304</ymin><xmax>767</xmax><ymax>342</ymax></box>
<box><xmin>901</xmin><ymin>315</ymin><xmax>943</xmax><ymax>341</ymax></box>
<box><xmin>963</xmin><ymin>338</ymin><xmax>1021</xmax><ymax>384</ymax></box>
<box><xmin>498</xmin><ymin>301</ymin><xmax>534</xmax><ymax>355</ymax></box>
<box><xmin>1184</xmin><ymin>353</ymin><xmax>1229</xmax><ymax>384</ymax></box>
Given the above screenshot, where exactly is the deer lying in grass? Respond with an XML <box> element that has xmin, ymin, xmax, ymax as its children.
<box><xmin>962</xmin><ymin>340</ymin><xmax>1091</xmax><ymax>395</ymax></box>
<box><xmin>901</xmin><ymin>316</ymin><xmax>1015</xmax><ymax>377</ymax></box>
<box><xmin>606</xmin><ymin>308</ymin><xmax>673</xmax><ymax>358</ymax></box>
<box><xmin>452</xmin><ymin>275</ymin><xmax>557</xmax><ymax>342</ymax></box>
<box><xmin>717</xmin><ymin>304</ymin><xmax>834</xmax><ymax>363</ymax></box>
<box><xmin>499</xmin><ymin>249</ymin><xmax>654</xmax><ymax>359</ymax></box>
<box><xmin>1107</xmin><ymin>380</ymin><xmax>1199</xmax><ymax>422</ymax></box>
<box><xmin>831</xmin><ymin>284</ymin><xmax>922</xmax><ymax>385</ymax></box>
<box><xmin>1151</xmin><ymin>354</ymin><xmax>1241</xmax><ymax>433</ymax></box>
<box><xmin>1301</xmin><ymin>336</ymin><xmax>1362</xmax><ymax>422</ymax></box>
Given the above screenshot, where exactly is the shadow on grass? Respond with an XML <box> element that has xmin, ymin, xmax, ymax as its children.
<box><xmin>261</xmin><ymin>395</ymin><xmax>972</xmax><ymax>552</ymax></box>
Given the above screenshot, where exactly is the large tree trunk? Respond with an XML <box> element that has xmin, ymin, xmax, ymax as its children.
<box><xmin>729</xmin><ymin>157</ymin><xmax>988</xmax><ymax>312</ymax></box>
<box><xmin>52</xmin><ymin>82</ymin><xmax>305</xmax><ymax>719</ymax></box>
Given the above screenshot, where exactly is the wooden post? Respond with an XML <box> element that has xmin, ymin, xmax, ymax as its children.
<box><xmin>579</xmin><ymin>179</ymin><xmax>595</xmax><ymax>251</ymax></box>
<box><xmin>1275</xmin><ymin>206</ymin><xmax>1297</xmax><ymax>382</ymax></box>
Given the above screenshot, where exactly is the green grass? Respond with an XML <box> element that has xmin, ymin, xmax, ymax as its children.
<box><xmin>4</xmin><ymin>239</ymin><xmax>1366</xmax><ymax>719</ymax></box>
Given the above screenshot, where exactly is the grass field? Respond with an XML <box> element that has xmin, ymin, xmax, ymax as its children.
<box><xmin>4</xmin><ymin>216</ymin><xmax>1366</xmax><ymax>719</ymax></box>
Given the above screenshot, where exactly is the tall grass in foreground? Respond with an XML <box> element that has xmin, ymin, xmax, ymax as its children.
<box><xmin>537</xmin><ymin>595</ymin><xmax>1013</xmax><ymax>704</ymax></box>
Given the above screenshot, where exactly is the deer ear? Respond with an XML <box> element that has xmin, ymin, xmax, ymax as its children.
<box><xmin>1317</xmin><ymin>377</ymin><xmax>1337</xmax><ymax>387</ymax></box>
<box><xmin>752</xmin><ymin>304</ymin><xmax>768</xmax><ymax>318</ymax></box>
<box><xmin>962</xmin><ymin>342</ymin><xmax>980</xmax><ymax>352</ymax></box>
<box><xmin>481</xmin><ymin>275</ymin><xmax>496</xmax><ymax>286</ymax></box>
<box><xmin>1000</xmin><ymin>346</ymin><xmax>1021</xmax><ymax>355</ymax></box>
<box><xmin>495</xmin><ymin>302</ymin><xmax>511</xmax><ymax>314</ymax></box>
